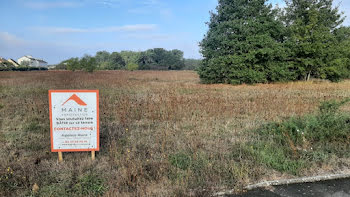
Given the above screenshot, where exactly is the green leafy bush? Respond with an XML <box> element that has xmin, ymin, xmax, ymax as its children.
<box><xmin>0</xmin><ymin>66</ymin><xmax>48</xmax><ymax>71</ymax></box>
<box><xmin>126</xmin><ymin>63</ymin><xmax>139</xmax><ymax>71</ymax></box>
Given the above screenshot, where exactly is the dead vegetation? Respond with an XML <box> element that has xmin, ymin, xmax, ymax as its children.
<box><xmin>0</xmin><ymin>70</ymin><xmax>349</xmax><ymax>196</ymax></box>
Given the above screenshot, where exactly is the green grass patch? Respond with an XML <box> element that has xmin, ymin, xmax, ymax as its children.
<box><xmin>24</xmin><ymin>121</ymin><xmax>42</xmax><ymax>133</ymax></box>
<box><xmin>169</xmin><ymin>152</ymin><xmax>192</xmax><ymax>171</ymax></box>
<box><xmin>246</xmin><ymin>143</ymin><xmax>306</xmax><ymax>175</ymax></box>
<box><xmin>36</xmin><ymin>184</ymin><xmax>67</xmax><ymax>197</ymax></box>
<box><xmin>168</xmin><ymin>151</ymin><xmax>244</xmax><ymax>189</ymax></box>
<box><xmin>245</xmin><ymin>98</ymin><xmax>350</xmax><ymax>174</ymax></box>
<box><xmin>72</xmin><ymin>172</ymin><xmax>108</xmax><ymax>197</ymax></box>
<box><xmin>168</xmin><ymin>151</ymin><xmax>211</xmax><ymax>187</ymax></box>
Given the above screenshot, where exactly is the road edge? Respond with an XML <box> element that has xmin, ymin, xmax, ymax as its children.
<box><xmin>214</xmin><ymin>171</ymin><xmax>350</xmax><ymax>196</ymax></box>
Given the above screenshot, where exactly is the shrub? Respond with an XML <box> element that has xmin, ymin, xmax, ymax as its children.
<box><xmin>0</xmin><ymin>66</ymin><xmax>49</xmax><ymax>71</ymax></box>
<box><xmin>126</xmin><ymin>63</ymin><xmax>139</xmax><ymax>71</ymax></box>
<box><xmin>324</xmin><ymin>66</ymin><xmax>342</xmax><ymax>82</ymax></box>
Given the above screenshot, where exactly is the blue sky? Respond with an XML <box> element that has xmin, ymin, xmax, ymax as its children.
<box><xmin>0</xmin><ymin>0</ymin><xmax>349</xmax><ymax>64</ymax></box>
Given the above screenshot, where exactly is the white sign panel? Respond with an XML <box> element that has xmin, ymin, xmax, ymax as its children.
<box><xmin>49</xmin><ymin>90</ymin><xmax>99</xmax><ymax>152</ymax></box>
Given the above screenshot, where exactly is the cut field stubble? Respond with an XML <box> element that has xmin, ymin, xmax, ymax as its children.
<box><xmin>0</xmin><ymin>71</ymin><xmax>349</xmax><ymax>196</ymax></box>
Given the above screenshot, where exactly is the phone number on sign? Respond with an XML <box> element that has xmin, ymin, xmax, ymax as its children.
<box><xmin>63</xmin><ymin>140</ymin><xmax>88</xmax><ymax>144</ymax></box>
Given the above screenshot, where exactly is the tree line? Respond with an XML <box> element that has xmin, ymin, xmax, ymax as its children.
<box><xmin>55</xmin><ymin>48</ymin><xmax>201</xmax><ymax>72</ymax></box>
<box><xmin>199</xmin><ymin>0</ymin><xmax>350</xmax><ymax>84</ymax></box>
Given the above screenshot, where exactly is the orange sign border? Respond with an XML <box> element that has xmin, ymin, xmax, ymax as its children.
<box><xmin>49</xmin><ymin>90</ymin><xmax>100</xmax><ymax>152</ymax></box>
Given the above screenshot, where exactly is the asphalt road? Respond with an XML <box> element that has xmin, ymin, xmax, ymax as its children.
<box><xmin>230</xmin><ymin>178</ymin><xmax>350</xmax><ymax>197</ymax></box>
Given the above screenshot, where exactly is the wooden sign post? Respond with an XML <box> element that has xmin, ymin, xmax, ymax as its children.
<box><xmin>58</xmin><ymin>152</ymin><xmax>63</xmax><ymax>162</ymax></box>
<box><xmin>91</xmin><ymin>151</ymin><xmax>95</xmax><ymax>160</ymax></box>
<box><xmin>49</xmin><ymin>90</ymin><xmax>99</xmax><ymax>161</ymax></box>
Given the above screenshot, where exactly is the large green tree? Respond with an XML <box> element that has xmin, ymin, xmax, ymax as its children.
<box><xmin>64</xmin><ymin>57</ymin><xmax>80</xmax><ymax>71</ymax></box>
<box><xmin>95</xmin><ymin>51</ymin><xmax>110</xmax><ymax>69</ymax></box>
<box><xmin>120</xmin><ymin>51</ymin><xmax>141</xmax><ymax>65</ymax></box>
<box><xmin>183</xmin><ymin>59</ymin><xmax>201</xmax><ymax>70</ymax></box>
<box><xmin>283</xmin><ymin>0</ymin><xmax>346</xmax><ymax>81</ymax></box>
<box><xmin>95</xmin><ymin>51</ymin><xmax>110</xmax><ymax>63</ymax></box>
<box><xmin>80</xmin><ymin>55</ymin><xmax>97</xmax><ymax>72</ymax></box>
<box><xmin>138</xmin><ymin>50</ymin><xmax>155</xmax><ymax>70</ymax></box>
<box><xmin>137</xmin><ymin>48</ymin><xmax>185</xmax><ymax>70</ymax></box>
<box><xmin>199</xmin><ymin>0</ymin><xmax>292</xmax><ymax>84</ymax></box>
<box><xmin>108</xmin><ymin>52</ymin><xmax>126</xmax><ymax>70</ymax></box>
<box><xmin>120</xmin><ymin>51</ymin><xmax>141</xmax><ymax>70</ymax></box>
<box><xmin>168</xmin><ymin>49</ymin><xmax>185</xmax><ymax>70</ymax></box>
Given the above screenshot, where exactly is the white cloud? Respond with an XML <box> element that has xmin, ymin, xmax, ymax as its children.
<box><xmin>0</xmin><ymin>32</ymin><xmax>27</xmax><ymax>46</ymax></box>
<box><xmin>0</xmin><ymin>31</ymin><xmax>82</xmax><ymax>63</ymax></box>
<box><xmin>34</xmin><ymin>24</ymin><xmax>157</xmax><ymax>34</ymax></box>
<box><xmin>123</xmin><ymin>33</ymin><xmax>173</xmax><ymax>40</ymax></box>
<box><xmin>92</xmin><ymin>0</ymin><xmax>127</xmax><ymax>8</ymax></box>
<box><xmin>119</xmin><ymin>24</ymin><xmax>157</xmax><ymax>31</ymax></box>
<box><xmin>24</xmin><ymin>1</ymin><xmax>82</xmax><ymax>9</ymax></box>
<box><xmin>142</xmin><ymin>0</ymin><xmax>159</xmax><ymax>6</ymax></box>
<box><xmin>24</xmin><ymin>0</ymin><xmax>131</xmax><ymax>9</ymax></box>
<box><xmin>128</xmin><ymin>0</ymin><xmax>173</xmax><ymax>18</ymax></box>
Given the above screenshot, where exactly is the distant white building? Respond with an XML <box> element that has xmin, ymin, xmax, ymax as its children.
<box><xmin>7</xmin><ymin>59</ymin><xmax>20</xmax><ymax>67</ymax></box>
<box><xmin>17</xmin><ymin>55</ymin><xmax>48</xmax><ymax>67</ymax></box>
<box><xmin>0</xmin><ymin>57</ymin><xmax>6</xmax><ymax>63</ymax></box>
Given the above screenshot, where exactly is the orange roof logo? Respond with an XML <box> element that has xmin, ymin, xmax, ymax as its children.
<box><xmin>62</xmin><ymin>94</ymin><xmax>87</xmax><ymax>106</ymax></box>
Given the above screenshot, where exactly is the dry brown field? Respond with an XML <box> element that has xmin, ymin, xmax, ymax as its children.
<box><xmin>0</xmin><ymin>70</ymin><xmax>350</xmax><ymax>196</ymax></box>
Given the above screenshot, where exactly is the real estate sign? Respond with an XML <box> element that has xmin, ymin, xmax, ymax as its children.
<box><xmin>49</xmin><ymin>90</ymin><xmax>99</xmax><ymax>152</ymax></box>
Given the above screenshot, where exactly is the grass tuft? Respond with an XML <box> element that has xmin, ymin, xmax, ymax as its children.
<box><xmin>72</xmin><ymin>172</ymin><xmax>107</xmax><ymax>197</ymax></box>
<box><xmin>246</xmin><ymin>99</ymin><xmax>350</xmax><ymax>175</ymax></box>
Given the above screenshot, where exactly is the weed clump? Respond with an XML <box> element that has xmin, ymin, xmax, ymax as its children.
<box><xmin>169</xmin><ymin>152</ymin><xmax>192</xmax><ymax>171</ymax></box>
<box><xmin>72</xmin><ymin>172</ymin><xmax>108</xmax><ymax>197</ymax></box>
<box><xmin>246</xmin><ymin>99</ymin><xmax>350</xmax><ymax>175</ymax></box>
